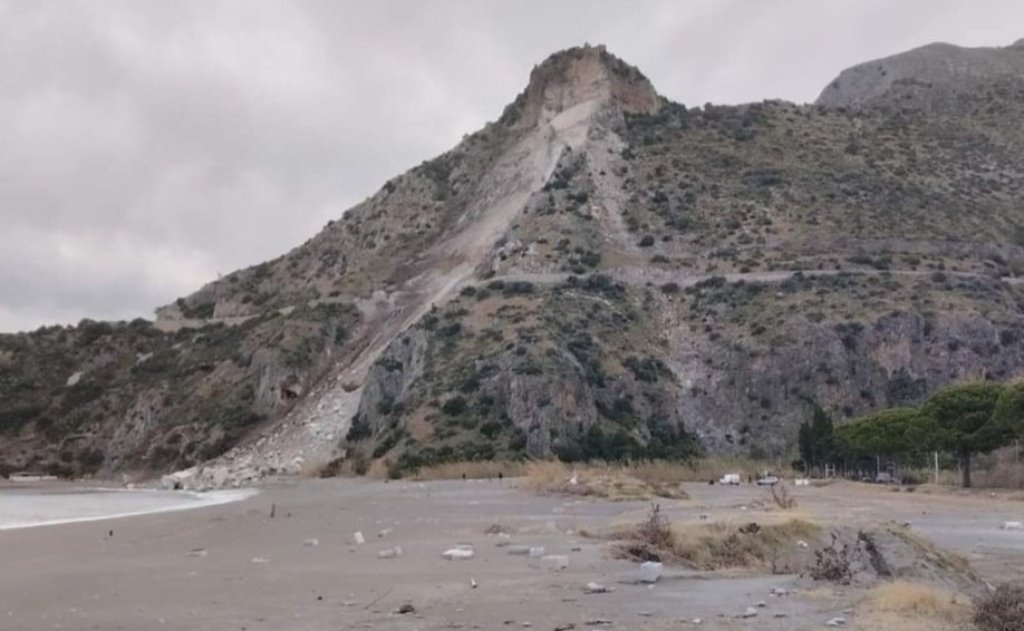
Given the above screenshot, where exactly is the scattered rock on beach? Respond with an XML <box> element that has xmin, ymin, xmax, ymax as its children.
<box><xmin>540</xmin><ymin>554</ymin><xmax>570</xmax><ymax>570</ymax></box>
<box><xmin>378</xmin><ymin>546</ymin><xmax>402</xmax><ymax>559</ymax></box>
<box><xmin>442</xmin><ymin>546</ymin><xmax>475</xmax><ymax>560</ymax></box>
<box><xmin>639</xmin><ymin>561</ymin><xmax>662</xmax><ymax>583</ymax></box>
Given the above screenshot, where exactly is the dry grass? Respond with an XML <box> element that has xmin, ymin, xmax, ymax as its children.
<box><xmin>520</xmin><ymin>461</ymin><xmax>688</xmax><ymax>500</ymax></box>
<box><xmin>412</xmin><ymin>460</ymin><xmax>527</xmax><ymax>480</ymax></box>
<box><xmin>905</xmin><ymin>447</ymin><xmax>1024</xmax><ymax>490</ymax></box>
<box><xmin>615</xmin><ymin>516</ymin><xmax>820</xmax><ymax>571</ymax></box>
<box><xmin>870</xmin><ymin>581</ymin><xmax>962</xmax><ymax>615</ymax></box>
<box><xmin>768</xmin><ymin>484</ymin><xmax>798</xmax><ymax>510</ymax></box>
<box><xmin>676</xmin><ymin>456</ymin><xmax>799</xmax><ymax>482</ymax></box>
<box><xmin>389</xmin><ymin>456</ymin><xmax>793</xmax><ymax>490</ymax></box>
<box><xmin>853</xmin><ymin>581</ymin><xmax>972</xmax><ymax>631</ymax></box>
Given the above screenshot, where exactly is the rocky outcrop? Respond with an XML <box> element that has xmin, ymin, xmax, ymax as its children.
<box><xmin>502</xmin><ymin>44</ymin><xmax>661</xmax><ymax>129</ymax></box>
<box><xmin>681</xmin><ymin>308</ymin><xmax>1024</xmax><ymax>456</ymax></box>
<box><xmin>354</xmin><ymin>328</ymin><xmax>430</xmax><ymax>435</ymax></box>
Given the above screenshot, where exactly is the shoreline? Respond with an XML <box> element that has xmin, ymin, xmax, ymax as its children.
<box><xmin>0</xmin><ymin>484</ymin><xmax>259</xmax><ymax>531</ymax></box>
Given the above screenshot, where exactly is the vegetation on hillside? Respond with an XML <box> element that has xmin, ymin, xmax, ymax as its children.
<box><xmin>0</xmin><ymin>303</ymin><xmax>359</xmax><ymax>476</ymax></box>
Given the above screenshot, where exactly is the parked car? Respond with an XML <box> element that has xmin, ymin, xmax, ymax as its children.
<box><xmin>756</xmin><ymin>475</ymin><xmax>780</xmax><ymax>486</ymax></box>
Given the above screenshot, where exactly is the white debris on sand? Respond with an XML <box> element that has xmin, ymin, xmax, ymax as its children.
<box><xmin>584</xmin><ymin>582</ymin><xmax>610</xmax><ymax>594</ymax></box>
<box><xmin>378</xmin><ymin>546</ymin><xmax>402</xmax><ymax>559</ymax></box>
<box><xmin>352</xmin><ymin>531</ymin><xmax>365</xmax><ymax>545</ymax></box>
<box><xmin>442</xmin><ymin>546</ymin><xmax>475</xmax><ymax>560</ymax></box>
<box><xmin>639</xmin><ymin>561</ymin><xmax>663</xmax><ymax>583</ymax></box>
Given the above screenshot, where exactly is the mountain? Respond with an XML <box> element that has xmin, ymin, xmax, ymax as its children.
<box><xmin>816</xmin><ymin>38</ymin><xmax>1024</xmax><ymax>112</ymax></box>
<box><xmin>3</xmin><ymin>42</ymin><xmax>1024</xmax><ymax>485</ymax></box>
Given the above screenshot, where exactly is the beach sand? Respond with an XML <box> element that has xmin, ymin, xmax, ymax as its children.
<box><xmin>2</xmin><ymin>478</ymin><xmax>1023</xmax><ymax>630</ymax></box>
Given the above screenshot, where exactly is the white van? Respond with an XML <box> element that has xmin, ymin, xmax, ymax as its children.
<box><xmin>719</xmin><ymin>473</ymin><xmax>741</xmax><ymax>485</ymax></box>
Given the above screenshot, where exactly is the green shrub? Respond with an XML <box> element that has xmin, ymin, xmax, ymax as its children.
<box><xmin>480</xmin><ymin>420</ymin><xmax>503</xmax><ymax>438</ymax></box>
<box><xmin>346</xmin><ymin>415</ymin><xmax>372</xmax><ymax>441</ymax></box>
<box><xmin>442</xmin><ymin>396</ymin><xmax>468</xmax><ymax>416</ymax></box>
<box><xmin>623</xmin><ymin>356</ymin><xmax>672</xmax><ymax>383</ymax></box>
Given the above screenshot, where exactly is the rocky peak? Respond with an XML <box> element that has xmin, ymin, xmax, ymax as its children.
<box><xmin>502</xmin><ymin>44</ymin><xmax>662</xmax><ymax>128</ymax></box>
<box><xmin>816</xmin><ymin>39</ymin><xmax>1024</xmax><ymax>111</ymax></box>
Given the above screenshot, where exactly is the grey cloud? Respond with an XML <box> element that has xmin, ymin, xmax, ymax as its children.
<box><xmin>1</xmin><ymin>0</ymin><xmax>1022</xmax><ymax>331</ymax></box>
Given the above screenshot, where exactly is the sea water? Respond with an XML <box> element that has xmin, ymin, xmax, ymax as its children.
<box><xmin>0</xmin><ymin>485</ymin><xmax>257</xmax><ymax>530</ymax></box>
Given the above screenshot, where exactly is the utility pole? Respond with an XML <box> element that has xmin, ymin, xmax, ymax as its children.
<box><xmin>934</xmin><ymin>451</ymin><xmax>939</xmax><ymax>485</ymax></box>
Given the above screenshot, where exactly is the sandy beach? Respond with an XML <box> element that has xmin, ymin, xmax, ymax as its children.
<box><xmin>2</xmin><ymin>478</ymin><xmax>1024</xmax><ymax>631</ymax></box>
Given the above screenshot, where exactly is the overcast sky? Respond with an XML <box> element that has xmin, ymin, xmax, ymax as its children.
<box><xmin>1</xmin><ymin>0</ymin><xmax>1022</xmax><ymax>332</ymax></box>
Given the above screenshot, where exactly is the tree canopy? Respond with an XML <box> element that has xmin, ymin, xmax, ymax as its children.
<box><xmin>918</xmin><ymin>381</ymin><xmax>1008</xmax><ymax>487</ymax></box>
<box><xmin>797</xmin><ymin>406</ymin><xmax>836</xmax><ymax>470</ymax></box>
<box><xmin>993</xmin><ymin>380</ymin><xmax>1024</xmax><ymax>439</ymax></box>
<box><xmin>836</xmin><ymin>407</ymin><xmax>920</xmax><ymax>459</ymax></box>
<box><xmin>825</xmin><ymin>381</ymin><xmax>1021</xmax><ymax>487</ymax></box>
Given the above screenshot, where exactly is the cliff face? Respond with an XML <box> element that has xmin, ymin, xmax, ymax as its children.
<box><xmin>5</xmin><ymin>42</ymin><xmax>1024</xmax><ymax>483</ymax></box>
